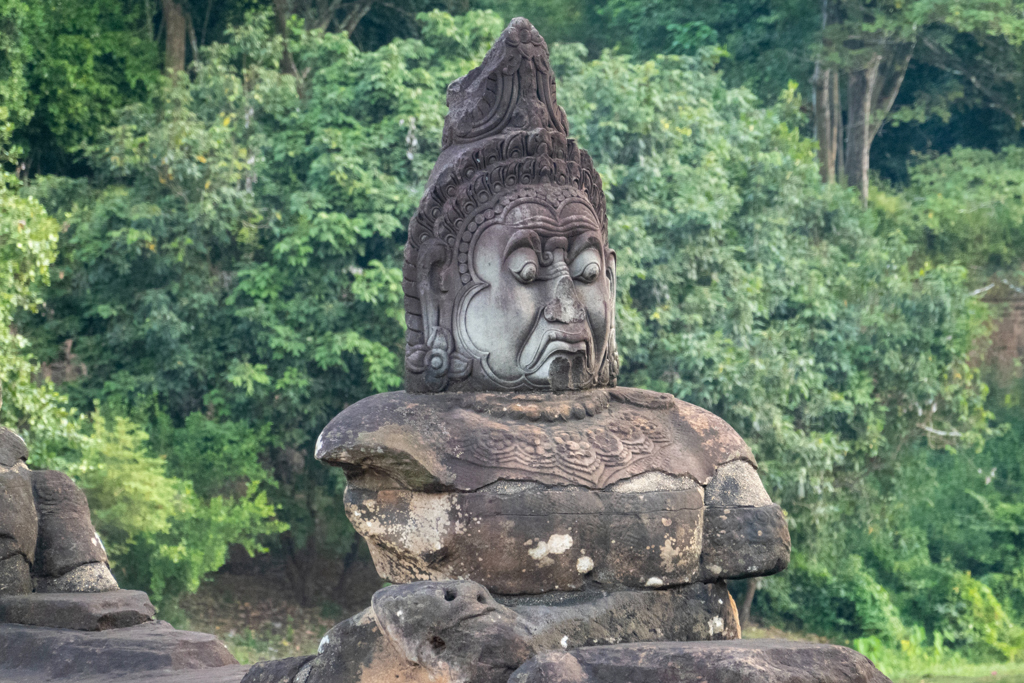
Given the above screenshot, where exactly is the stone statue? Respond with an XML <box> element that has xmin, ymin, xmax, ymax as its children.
<box><xmin>246</xmin><ymin>18</ymin><xmax>883</xmax><ymax>683</ymax></box>
<box><xmin>316</xmin><ymin>16</ymin><xmax>789</xmax><ymax>631</ymax></box>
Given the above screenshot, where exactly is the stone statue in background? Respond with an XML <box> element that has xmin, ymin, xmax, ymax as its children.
<box><xmin>317</xmin><ymin>18</ymin><xmax>789</xmax><ymax>614</ymax></box>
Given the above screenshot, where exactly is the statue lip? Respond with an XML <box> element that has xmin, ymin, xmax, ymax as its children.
<box><xmin>519</xmin><ymin>326</ymin><xmax>593</xmax><ymax>374</ymax></box>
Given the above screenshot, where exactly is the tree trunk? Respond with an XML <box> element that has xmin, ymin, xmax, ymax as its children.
<box><xmin>162</xmin><ymin>0</ymin><xmax>187</xmax><ymax>72</ymax></box>
<box><xmin>339</xmin><ymin>1</ymin><xmax>374</xmax><ymax>35</ymax></box>
<box><xmin>832</xmin><ymin>69</ymin><xmax>843</xmax><ymax>182</ymax></box>
<box><xmin>272</xmin><ymin>0</ymin><xmax>303</xmax><ymax>82</ymax></box>
<box><xmin>740</xmin><ymin>578</ymin><xmax>759</xmax><ymax>628</ymax></box>
<box><xmin>282</xmin><ymin>529</ymin><xmax>318</xmax><ymax>608</ymax></box>
<box><xmin>845</xmin><ymin>54</ymin><xmax>881</xmax><ymax>205</ymax></box>
<box><xmin>813</xmin><ymin>63</ymin><xmax>837</xmax><ymax>183</ymax></box>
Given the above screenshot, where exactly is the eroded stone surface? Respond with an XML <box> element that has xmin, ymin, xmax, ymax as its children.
<box><xmin>34</xmin><ymin>561</ymin><xmax>119</xmax><ymax>593</ymax></box>
<box><xmin>0</xmin><ymin>589</ymin><xmax>155</xmax><ymax>630</ymax></box>
<box><xmin>0</xmin><ymin>555</ymin><xmax>31</xmax><ymax>596</ymax></box>
<box><xmin>240</xmin><ymin>655</ymin><xmax>314</xmax><ymax>683</ymax></box>
<box><xmin>705</xmin><ymin>460</ymin><xmax>772</xmax><ymax>507</ymax></box>
<box><xmin>508</xmin><ymin>640</ymin><xmax>891</xmax><ymax>683</ymax></box>
<box><xmin>347</xmin><ymin>484</ymin><xmax>705</xmax><ymax>594</ymax></box>
<box><xmin>320</xmin><ymin>387</ymin><xmax>788</xmax><ymax>593</ymax></box>
<box><xmin>512</xmin><ymin>581</ymin><xmax>740</xmax><ymax>648</ymax></box>
<box><xmin>0</xmin><ymin>427</ymin><xmax>28</xmax><ymax>468</ymax></box>
<box><xmin>372</xmin><ymin>581</ymin><xmax>535</xmax><ymax>683</ymax></box>
<box><xmin>31</xmin><ymin>469</ymin><xmax>108</xmax><ymax>578</ymax></box>
<box><xmin>278</xmin><ymin>580</ymin><xmax>742</xmax><ymax>683</ymax></box>
<box><xmin>0</xmin><ymin>620</ymin><xmax>237</xmax><ymax>680</ymax></box>
<box><xmin>699</xmin><ymin>505</ymin><xmax>791</xmax><ymax>581</ymax></box>
<box><xmin>0</xmin><ymin>463</ymin><xmax>37</xmax><ymax>585</ymax></box>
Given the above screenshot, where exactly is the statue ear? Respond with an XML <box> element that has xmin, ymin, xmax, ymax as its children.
<box><xmin>605</xmin><ymin>248</ymin><xmax>619</xmax><ymax>386</ymax></box>
<box><xmin>415</xmin><ymin>240</ymin><xmax>452</xmax><ymax>391</ymax></box>
<box><xmin>606</xmin><ymin>249</ymin><xmax>617</xmax><ymax>295</ymax></box>
<box><xmin>416</xmin><ymin>241</ymin><xmax>449</xmax><ymax>334</ymax></box>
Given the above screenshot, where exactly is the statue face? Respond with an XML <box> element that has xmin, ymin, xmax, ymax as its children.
<box><xmin>458</xmin><ymin>195</ymin><xmax>615</xmax><ymax>391</ymax></box>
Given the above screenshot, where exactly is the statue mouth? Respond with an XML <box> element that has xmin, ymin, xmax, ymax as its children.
<box><xmin>519</xmin><ymin>324</ymin><xmax>594</xmax><ymax>377</ymax></box>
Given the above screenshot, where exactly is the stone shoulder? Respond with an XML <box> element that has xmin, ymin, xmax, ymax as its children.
<box><xmin>317</xmin><ymin>389</ymin><xmax>755</xmax><ymax>492</ymax></box>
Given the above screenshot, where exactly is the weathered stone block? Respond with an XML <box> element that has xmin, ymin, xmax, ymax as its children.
<box><xmin>508</xmin><ymin>640</ymin><xmax>891</xmax><ymax>683</ymax></box>
<box><xmin>34</xmin><ymin>561</ymin><xmax>119</xmax><ymax>593</ymax></box>
<box><xmin>240</xmin><ymin>655</ymin><xmax>314</xmax><ymax>683</ymax></box>
<box><xmin>0</xmin><ymin>464</ymin><xmax>37</xmax><ymax>567</ymax></box>
<box><xmin>0</xmin><ymin>620</ymin><xmax>237</xmax><ymax>680</ymax></box>
<box><xmin>294</xmin><ymin>580</ymin><xmax>741</xmax><ymax>683</ymax></box>
<box><xmin>0</xmin><ymin>427</ymin><xmax>28</xmax><ymax>468</ymax></box>
<box><xmin>511</xmin><ymin>581</ymin><xmax>739</xmax><ymax>648</ymax></box>
<box><xmin>699</xmin><ymin>505</ymin><xmax>791</xmax><ymax>581</ymax></box>
<box><xmin>31</xmin><ymin>469</ymin><xmax>108</xmax><ymax>578</ymax></box>
<box><xmin>347</xmin><ymin>484</ymin><xmax>705</xmax><ymax>594</ymax></box>
<box><xmin>0</xmin><ymin>589</ymin><xmax>155</xmax><ymax>630</ymax></box>
<box><xmin>0</xmin><ymin>555</ymin><xmax>31</xmax><ymax>596</ymax></box>
<box><xmin>705</xmin><ymin>460</ymin><xmax>773</xmax><ymax>507</ymax></box>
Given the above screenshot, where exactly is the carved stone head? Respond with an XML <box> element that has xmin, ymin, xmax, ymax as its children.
<box><xmin>404</xmin><ymin>18</ymin><xmax>618</xmax><ymax>393</ymax></box>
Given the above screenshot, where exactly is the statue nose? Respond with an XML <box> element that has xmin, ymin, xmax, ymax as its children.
<box><xmin>543</xmin><ymin>276</ymin><xmax>586</xmax><ymax>324</ymax></box>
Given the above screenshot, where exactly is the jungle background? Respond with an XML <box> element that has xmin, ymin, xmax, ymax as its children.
<box><xmin>1</xmin><ymin>0</ymin><xmax>1024</xmax><ymax>678</ymax></box>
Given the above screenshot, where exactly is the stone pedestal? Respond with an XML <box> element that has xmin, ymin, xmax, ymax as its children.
<box><xmin>0</xmin><ymin>424</ymin><xmax>242</xmax><ymax>683</ymax></box>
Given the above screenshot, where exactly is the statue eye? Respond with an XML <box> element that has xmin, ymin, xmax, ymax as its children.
<box><xmin>515</xmin><ymin>262</ymin><xmax>537</xmax><ymax>283</ymax></box>
<box><xmin>507</xmin><ymin>247</ymin><xmax>539</xmax><ymax>283</ymax></box>
<box><xmin>571</xmin><ymin>248</ymin><xmax>602</xmax><ymax>283</ymax></box>
<box><xmin>577</xmin><ymin>262</ymin><xmax>600</xmax><ymax>283</ymax></box>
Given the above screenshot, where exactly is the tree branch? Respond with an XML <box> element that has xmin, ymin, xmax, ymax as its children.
<box><xmin>921</xmin><ymin>37</ymin><xmax>1023</xmax><ymax>126</ymax></box>
<box><xmin>868</xmin><ymin>41</ymin><xmax>915</xmax><ymax>143</ymax></box>
<box><xmin>338</xmin><ymin>1</ymin><xmax>373</xmax><ymax>35</ymax></box>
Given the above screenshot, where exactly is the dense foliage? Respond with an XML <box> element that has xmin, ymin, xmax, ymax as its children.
<box><xmin>1</xmin><ymin>0</ymin><xmax>1022</xmax><ymax>670</ymax></box>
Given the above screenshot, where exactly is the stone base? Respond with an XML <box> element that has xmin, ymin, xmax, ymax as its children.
<box><xmin>0</xmin><ymin>589</ymin><xmax>156</xmax><ymax>630</ymax></box>
<box><xmin>510</xmin><ymin>581</ymin><xmax>740</xmax><ymax>649</ymax></box>
<box><xmin>0</xmin><ymin>620</ymin><xmax>240</xmax><ymax>682</ymax></box>
<box><xmin>261</xmin><ymin>580</ymin><xmax>738</xmax><ymax>683</ymax></box>
<box><xmin>509</xmin><ymin>640</ymin><xmax>891</xmax><ymax>683</ymax></box>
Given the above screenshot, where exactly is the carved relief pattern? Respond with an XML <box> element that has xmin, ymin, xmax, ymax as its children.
<box><xmin>456</xmin><ymin>409</ymin><xmax>674</xmax><ymax>488</ymax></box>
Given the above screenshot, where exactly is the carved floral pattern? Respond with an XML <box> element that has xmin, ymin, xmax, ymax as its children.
<box><xmin>457</xmin><ymin>409</ymin><xmax>674</xmax><ymax>488</ymax></box>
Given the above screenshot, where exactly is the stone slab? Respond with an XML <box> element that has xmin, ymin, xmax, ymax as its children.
<box><xmin>0</xmin><ymin>589</ymin><xmax>155</xmax><ymax>630</ymax></box>
<box><xmin>0</xmin><ymin>665</ymin><xmax>250</xmax><ymax>683</ymax></box>
<box><xmin>0</xmin><ymin>621</ymin><xmax>238</xmax><ymax>680</ymax></box>
<box><xmin>508</xmin><ymin>640</ymin><xmax>891</xmax><ymax>683</ymax></box>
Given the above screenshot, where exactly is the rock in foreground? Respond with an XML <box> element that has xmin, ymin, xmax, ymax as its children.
<box><xmin>509</xmin><ymin>640</ymin><xmax>890</xmax><ymax>683</ymax></box>
<box><xmin>0</xmin><ymin>589</ymin><xmax>156</xmax><ymax>630</ymax></box>
<box><xmin>0</xmin><ymin>620</ymin><xmax>241</xmax><ymax>682</ymax></box>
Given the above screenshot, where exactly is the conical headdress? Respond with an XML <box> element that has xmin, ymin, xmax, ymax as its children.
<box><xmin>403</xmin><ymin>18</ymin><xmax>610</xmax><ymax>393</ymax></box>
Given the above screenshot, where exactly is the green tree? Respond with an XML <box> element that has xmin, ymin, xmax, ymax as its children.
<box><xmin>28</xmin><ymin>8</ymin><xmax>506</xmax><ymax>604</ymax></box>
<box><xmin>598</xmin><ymin>0</ymin><xmax>1024</xmax><ymax>201</ymax></box>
